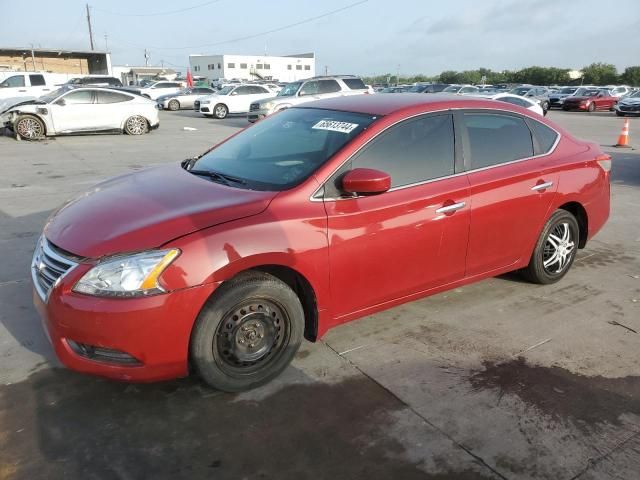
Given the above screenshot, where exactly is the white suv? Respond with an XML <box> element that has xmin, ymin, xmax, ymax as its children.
<box><xmin>137</xmin><ymin>81</ymin><xmax>184</xmax><ymax>100</ymax></box>
<box><xmin>248</xmin><ymin>76</ymin><xmax>370</xmax><ymax>123</ymax></box>
<box><xmin>195</xmin><ymin>84</ymin><xmax>274</xmax><ymax>119</ymax></box>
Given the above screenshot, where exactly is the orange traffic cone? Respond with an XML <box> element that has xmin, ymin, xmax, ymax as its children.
<box><xmin>614</xmin><ymin>118</ymin><xmax>631</xmax><ymax>148</ymax></box>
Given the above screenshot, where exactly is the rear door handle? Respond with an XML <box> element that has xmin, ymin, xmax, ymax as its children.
<box><xmin>531</xmin><ymin>181</ymin><xmax>553</xmax><ymax>191</ymax></box>
<box><xmin>436</xmin><ymin>201</ymin><xmax>466</xmax><ymax>214</ymax></box>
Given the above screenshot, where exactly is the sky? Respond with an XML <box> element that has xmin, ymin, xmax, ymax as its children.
<box><xmin>1</xmin><ymin>0</ymin><xmax>639</xmax><ymax>76</ymax></box>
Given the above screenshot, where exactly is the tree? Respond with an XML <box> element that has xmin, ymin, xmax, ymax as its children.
<box><xmin>581</xmin><ymin>63</ymin><xmax>619</xmax><ymax>85</ymax></box>
<box><xmin>621</xmin><ymin>66</ymin><xmax>640</xmax><ymax>86</ymax></box>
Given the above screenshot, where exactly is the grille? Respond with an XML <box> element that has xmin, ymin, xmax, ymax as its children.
<box><xmin>31</xmin><ymin>237</ymin><xmax>79</xmax><ymax>302</ymax></box>
<box><xmin>620</xmin><ymin>105</ymin><xmax>640</xmax><ymax>112</ymax></box>
<box><xmin>249</xmin><ymin>103</ymin><xmax>260</xmax><ymax>112</ymax></box>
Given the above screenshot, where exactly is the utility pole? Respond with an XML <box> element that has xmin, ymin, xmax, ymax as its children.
<box><xmin>324</xmin><ymin>65</ymin><xmax>328</xmax><ymax>76</ymax></box>
<box><xmin>144</xmin><ymin>49</ymin><xmax>150</xmax><ymax>67</ymax></box>
<box><xmin>29</xmin><ymin>44</ymin><xmax>37</xmax><ymax>71</ymax></box>
<box><xmin>104</xmin><ymin>34</ymin><xmax>108</xmax><ymax>52</ymax></box>
<box><xmin>86</xmin><ymin>4</ymin><xmax>95</xmax><ymax>50</ymax></box>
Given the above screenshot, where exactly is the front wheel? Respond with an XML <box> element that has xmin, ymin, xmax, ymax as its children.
<box><xmin>15</xmin><ymin>114</ymin><xmax>45</xmax><ymax>140</ymax></box>
<box><xmin>190</xmin><ymin>271</ymin><xmax>304</xmax><ymax>392</ymax></box>
<box><xmin>124</xmin><ymin>115</ymin><xmax>149</xmax><ymax>135</ymax></box>
<box><xmin>213</xmin><ymin>103</ymin><xmax>228</xmax><ymax>119</ymax></box>
<box><xmin>522</xmin><ymin>210</ymin><xmax>579</xmax><ymax>284</ymax></box>
<box><xmin>168</xmin><ymin>99</ymin><xmax>180</xmax><ymax>111</ymax></box>
<box><xmin>616</xmin><ymin>110</ymin><xmax>625</xmax><ymax>117</ymax></box>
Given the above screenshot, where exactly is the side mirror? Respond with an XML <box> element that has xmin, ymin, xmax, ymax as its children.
<box><xmin>342</xmin><ymin>168</ymin><xmax>391</xmax><ymax>195</ymax></box>
<box><xmin>231</xmin><ymin>91</ymin><xmax>238</xmax><ymax>96</ymax></box>
<box><xmin>55</xmin><ymin>99</ymin><xmax>66</xmax><ymax>106</ymax></box>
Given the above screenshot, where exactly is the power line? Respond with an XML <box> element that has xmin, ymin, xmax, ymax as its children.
<box><xmin>93</xmin><ymin>0</ymin><xmax>223</xmax><ymax>17</ymax></box>
<box><xmin>108</xmin><ymin>0</ymin><xmax>368</xmax><ymax>51</ymax></box>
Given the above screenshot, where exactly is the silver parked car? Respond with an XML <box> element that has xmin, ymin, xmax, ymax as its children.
<box><xmin>157</xmin><ymin>87</ymin><xmax>216</xmax><ymax>111</ymax></box>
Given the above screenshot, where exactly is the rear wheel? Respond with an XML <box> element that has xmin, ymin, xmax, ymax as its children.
<box><xmin>522</xmin><ymin>210</ymin><xmax>579</xmax><ymax>284</ymax></box>
<box><xmin>610</xmin><ymin>102</ymin><xmax>617</xmax><ymax>112</ymax></box>
<box><xmin>588</xmin><ymin>102</ymin><xmax>596</xmax><ymax>112</ymax></box>
<box><xmin>15</xmin><ymin>114</ymin><xmax>45</xmax><ymax>140</ymax></box>
<box><xmin>190</xmin><ymin>271</ymin><xmax>304</xmax><ymax>392</ymax></box>
<box><xmin>124</xmin><ymin>115</ymin><xmax>149</xmax><ymax>135</ymax></box>
<box><xmin>168</xmin><ymin>99</ymin><xmax>180</xmax><ymax>111</ymax></box>
<box><xmin>213</xmin><ymin>103</ymin><xmax>228</xmax><ymax>119</ymax></box>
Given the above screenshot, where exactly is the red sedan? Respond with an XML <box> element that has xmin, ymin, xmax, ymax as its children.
<box><xmin>32</xmin><ymin>94</ymin><xmax>611</xmax><ymax>391</ymax></box>
<box><xmin>562</xmin><ymin>88</ymin><xmax>618</xmax><ymax>112</ymax></box>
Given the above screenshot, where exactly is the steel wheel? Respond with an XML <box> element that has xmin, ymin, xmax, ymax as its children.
<box><xmin>168</xmin><ymin>99</ymin><xmax>180</xmax><ymax>111</ymax></box>
<box><xmin>214</xmin><ymin>299</ymin><xmax>290</xmax><ymax>376</ymax></box>
<box><xmin>124</xmin><ymin>115</ymin><xmax>148</xmax><ymax>135</ymax></box>
<box><xmin>15</xmin><ymin>115</ymin><xmax>44</xmax><ymax>139</ymax></box>
<box><xmin>213</xmin><ymin>103</ymin><xmax>228</xmax><ymax>119</ymax></box>
<box><xmin>542</xmin><ymin>222</ymin><xmax>575</xmax><ymax>274</ymax></box>
<box><xmin>190</xmin><ymin>271</ymin><xmax>304</xmax><ymax>392</ymax></box>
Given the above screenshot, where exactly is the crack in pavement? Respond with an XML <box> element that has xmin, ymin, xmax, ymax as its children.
<box><xmin>322</xmin><ymin>340</ymin><xmax>511</xmax><ymax>480</ymax></box>
<box><xmin>568</xmin><ymin>429</ymin><xmax>640</xmax><ymax>480</ymax></box>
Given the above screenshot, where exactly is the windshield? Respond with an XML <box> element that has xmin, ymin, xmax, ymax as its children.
<box><xmin>559</xmin><ymin>87</ymin><xmax>577</xmax><ymax>94</ymax></box>
<box><xmin>277</xmin><ymin>82</ymin><xmax>301</xmax><ymax>97</ymax></box>
<box><xmin>509</xmin><ymin>87</ymin><xmax>531</xmax><ymax>96</ymax></box>
<box><xmin>38</xmin><ymin>86</ymin><xmax>73</xmax><ymax>103</ymax></box>
<box><xmin>629</xmin><ymin>91</ymin><xmax>640</xmax><ymax>98</ymax></box>
<box><xmin>443</xmin><ymin>86</ymin><xmax>461</xmax><ymax>92</ymax></box>
<box><xmin>407</xmin><ymin>85</ymin><xmax>427</xmax><ymax>93</ymax></box>
<box><xmin>191</xmin><ymin>108</ymin><xmax>378</xmax><ymax>191</ymax></box>
<box><xmin>216</xmin><ymin>86</ymin><xmax>234</xmax><ymax>95</ymax></box>
<box><xmin>581</xmin><ymin>90</ymin><xmax>600</xmax><ymax>97</ymax></box>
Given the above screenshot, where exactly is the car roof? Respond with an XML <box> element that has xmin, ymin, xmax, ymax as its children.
<box><xmin>299</xmin><ymin>93</ymin><xmax>529</xmax><ymax>116</ymax></box>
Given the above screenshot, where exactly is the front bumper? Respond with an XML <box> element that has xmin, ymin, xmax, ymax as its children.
<box><xmin>248</xmin><ymin>107</ymin><xmax>271</xmax><ymax>123</ymax></box>
<box><xmin>33</xmin><ymin>262</ymin><xmax>217</xmax><ymax>382</ymax></box>
<box><xmin>563</xmin><ymin>103</ymin><xmax>588</xmax><ymax>111</ymax></box>
<box><xmin>616</xmin><ymin>105</ymin><xmax>640</xmax><ymax>116</ymax></box>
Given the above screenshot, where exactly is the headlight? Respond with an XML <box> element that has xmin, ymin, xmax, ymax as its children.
<box><xmin>73</xmin><ymin>249</ymin><xmax>180</xmax><ymax>297</ymax></box>
<box><xmin>262</xmin><ymin>101</ymin><xmax>275</xmax><ymax>111</ymax></box>
<box><xmin>200</xmin><ymin>99</ymin><xmax>211</xmax><ymax>105</ymax></box>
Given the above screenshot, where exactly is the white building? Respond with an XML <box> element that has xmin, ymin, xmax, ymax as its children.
<box><xmin>189</xmin><ymin>52</ymin><xmax>315</xmax><ymax>83</ymax></box>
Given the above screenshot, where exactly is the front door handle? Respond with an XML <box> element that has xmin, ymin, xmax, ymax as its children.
<box><xmin>436</xmin><ymin>201</ymin><xmax>466</xmax><ymax>214</ymax></box>
<box><xmin>531</xmin><ymin>181</ymin><xmax>553</xmax><ymax>191</ymax></box>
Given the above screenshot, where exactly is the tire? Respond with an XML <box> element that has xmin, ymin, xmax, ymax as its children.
<box><xmin>588</xmin><ymin>102</ymin><xmax>596</xmax><ymax>112</ymax></box>
<box><xmin>616</xmin><ymin>110</ymin><xmax>625</xmax><ymax>117</ymax></box>
<box><xmin>168</xmin><ymin>99</ymin><xmax>180</xmax><ymax>111</ymax></box>
<box><xmin>190</xmin><ymin>271</ymin><xmax>304</xmax><ymax>392</ymax></box>
<box><xmin>14</xmin><ymin>114</ymin><xmax>45</xmax><ymax>140</ymax></box>
<box><xmin>522</xmin><ymin>209</ymin><xmax>579</xmax><ymax>285</ymax></box>
<box><xmin>542</xmin><ymin>101</ymin><xmax>549</xmax><ymax>112</ymax></box>
<box><xmin>124</xmin><ymin>115</ymin><xmax>149</xmax><ymax>135</ymax></box>
<box><xmin>610</xmin><ymin>102</ymin><xmax>617</xmax><ymax>112</ymax></box>
<box><xmin>562</xmin><ymin>106</ymin><xmax>569</xmax><ymax>111</ymax></box>
<box><xmin>213</xmin><ymin>103</ymin><xmax>228</xmax><ymax>119</ymax></box>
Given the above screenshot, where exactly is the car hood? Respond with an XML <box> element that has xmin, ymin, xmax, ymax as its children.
<box><xmin>620</xmin><ymin>97</ymin><xmax>640</xmax><ymax>106</ymax></box>
<box><xmin>44</xmin><ymin>164</ymin><xmax>277</xmax><ymax>258</ymax></box>
<box><xmin>564</xmin><ymin>96</ymin><xmax>593</xmax><ymax>102</ymax></box>
<box><xmin>0</xmin><ymin>96</ymin><xmax>40</xmax><ymax>114</ymax></box>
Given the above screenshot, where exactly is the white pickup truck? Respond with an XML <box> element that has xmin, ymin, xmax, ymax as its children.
<box><xmin>0</xmin><ymin>73</ymin><xmax>66</xmax><ymax>100</ymax></box>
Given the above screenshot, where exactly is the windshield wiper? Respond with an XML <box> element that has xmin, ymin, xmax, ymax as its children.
<box><xmin>188</xmin><ymin>169</ymin><xmax>247</xmax><ymax>186</ymax></box>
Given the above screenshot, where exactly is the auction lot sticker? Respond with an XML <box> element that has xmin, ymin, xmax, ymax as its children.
<box><xmin>312</xmin><ymin>120</ymin><xmax>359</xmax><ymax>134</ymax></box>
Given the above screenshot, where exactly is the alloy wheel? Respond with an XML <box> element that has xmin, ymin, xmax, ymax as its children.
<box><xmin>542</xmin><ymin>222</ymin><xmax>575</xmax><ymax>274</ymax></box>
<box><xmin>16</xmin><ymin>117</ymin><xmax>43</xmax><ymax>139</ymax></box>
<box><xmin>126</xmin><ymin>116</ymin><xmax>147</xmax><ymax>135</ymax></box>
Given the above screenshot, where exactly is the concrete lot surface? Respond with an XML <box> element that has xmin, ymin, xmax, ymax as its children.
<box><xmin>0</xmin><ymin>109</ymin><xmax>639</xmax><ymax>480</ymax></box>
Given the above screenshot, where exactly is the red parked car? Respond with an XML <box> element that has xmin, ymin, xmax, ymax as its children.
<box><xmin>562</xmin><ymin>88</ymin><xmax>618</xmax><ymax>112</ymax></box>
<box><xmin>32</xmin><ymin>94</ymin><xmax>611</xmax><ymax>391</ymax></box>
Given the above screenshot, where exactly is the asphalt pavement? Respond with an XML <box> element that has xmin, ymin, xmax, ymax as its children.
<box><xmin>0</xmin><ymin>109</ymin><xmax>639</xmax><ymax>480</ymax></box>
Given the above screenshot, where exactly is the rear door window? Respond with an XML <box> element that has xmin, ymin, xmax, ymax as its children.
<box><xmin>462</xmin><ymin>113</ymin><xmax>534</xmax><ymax>169</ymax></box>
<box><xmin>96</xmin><ymin>91</ymin><xmax>132</xmax><ymax>104</ymax></box>
<box><xmin>318</xmin><ymin>80</ymin><xmax>341</xmax><ymax>94</ymax></box>
<box><xmin>528</xmin><ymin>120</ymin><xmax>559</xmax><ymax>153</ymax></box>
<box><xmin>29</xmin><ymin>74</ymin><xmax>46</xmax><ymax>86</ymax></box>
<box><xmin>342</xmin><ymin>78</ymin><xmax>367</xmax><ymax>90</ymax></box>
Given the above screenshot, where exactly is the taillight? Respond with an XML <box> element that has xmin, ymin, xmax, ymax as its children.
<box><xmin>596</xmin><ymin>154</ymin><xmax>611</xmax><ymax>172</ymax></box>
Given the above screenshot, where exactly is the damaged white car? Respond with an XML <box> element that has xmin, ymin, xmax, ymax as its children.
<box><xmin>0</xmin><ymin>86</ymin><xmax>159</xmax><ymax>140</ymax></box>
